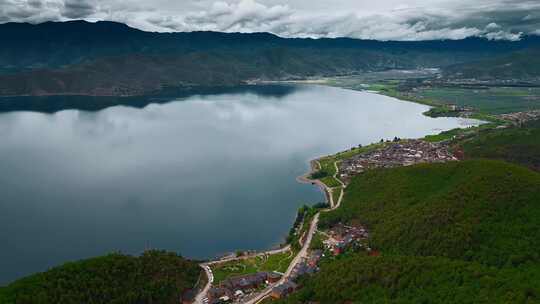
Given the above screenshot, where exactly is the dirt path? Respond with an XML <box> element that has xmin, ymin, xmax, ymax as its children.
<box><xmin>194</xmin><ymin>265</ymin><xmax>213</xmax><ymax>304</ymax></box>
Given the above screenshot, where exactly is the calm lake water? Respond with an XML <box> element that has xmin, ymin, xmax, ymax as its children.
<box><xmin>0</xmin><ymin>85</ymin><xmax>482</xmax><ymax>284</ymax></box>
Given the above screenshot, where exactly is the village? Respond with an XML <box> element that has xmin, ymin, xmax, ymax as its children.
<box><xmin>198</xmin><ymin>251</ymin><xmax>320</xmax><ymax>303</ymax></box>
<box><xmin>202</xmin><ymin>271</ymin><xmax>282</xmax><ymax>303</ymax></box>
<box><xmin>498</xmin><ymin>110</ymin><xmax>540</xmax><ymax>125</ymax></box>
<box><xmin>263</xmin><ymin>223</ymin><xmax>373</xmax><ymax>301</ymax></box>
<box><xmin>321</xmin><ymin>223</ymin><xmax>371</xmax><ymax>256</ymax></box>
<box><xmin>195</xmin><ymin>138</ymin><xmax>459</xmax><ymax>303</ymax></box>
<box><xmin>338</xmin><ymin>139</ymin><xmax>457</xmax><ymax>183</ymax></box>
<box><xmin>195</xmin><ymin>137</ymin><xmax>463</xmax><ymax>304</ymax></box>
<box><xmin>197</xmin><ymin>222</ymin><xmax>372</xmax><ymax>304</ymax></box>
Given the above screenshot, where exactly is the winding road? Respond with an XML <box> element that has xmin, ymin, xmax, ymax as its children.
<box><xmin>243</xmin><ymin>213</ymin><xmax>320</xmax><ymax>304</ymax></box>
<box><xmin>194</xmin><ymin>245</ymin><xmax>292</xmax><ymax>304</ymax></box>
<box><xmin>243</xmin><ymin>160</ymin><xmax>345</xmax><ymax>303</ymax></box>
<box><xmin>194</xmin><ymin>159</ymin><xmax>345</xmax><ymax>304</ymax></box>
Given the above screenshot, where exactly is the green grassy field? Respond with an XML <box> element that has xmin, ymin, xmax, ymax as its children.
<box><xmin>325</xmin><ymin>75</ymin><xmax>540</xmax><ymax>118</ymax></box>
<box><xmin>423</xmin><ymin>127</ymin><xmax>473</xmax><ymax>142</ymax></box>
<box><xmin>314</xmin><ymin>142</ymin><xmax>389</xmax><ymax>188</ymax></box>
<box><xmin>330</xmin><ymin>188</ymin><xmax>341</xmax><ymax>206</ymax></box>
<box><xmin>422</xmin><ymin>121</ymin><xmax>501</xmax><ymax>143</ymax></box>
<box><xmin>418</xmin><ymin>87</ymin><xmax>540</xmax><ymax>114</ymax></box>
<box><xmin>211</xmin><ymin>251</ymin><xmax>293</xmax><ymax>284</ymax></box>
<box><xmin>308</xmin><ymin>232</ymin><xmax>326</xmax><ymax>251</ymax></box>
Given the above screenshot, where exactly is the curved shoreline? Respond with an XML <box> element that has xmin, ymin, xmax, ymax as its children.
<box><xmin>4</xmin><ymin>84</ymin><xmax>486</xmax><ymax>300</ymax></box>
<box><xmin>296</xmin><ymin>159</ymin><xmax>332</xmax><ymax>205</ymax></box>
<box><xmin>195</xmin><ymin>158</ymin><xmax>338</xmax><ymax>303</ymax></box>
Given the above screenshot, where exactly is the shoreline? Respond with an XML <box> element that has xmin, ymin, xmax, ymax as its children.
<box><xmin>200</xmin><ymin>83</ymin><xmax>486</xmax><ymax>264</ymax></box>
<box><xmin>296</xmin><ymin>159</ymin><xmax>332</xmax><ymax>206</ymax></box>
<box><xmin>3</xmin><ymin>83</ymin><xmax>482</xmax><ymax>293</ymax></box>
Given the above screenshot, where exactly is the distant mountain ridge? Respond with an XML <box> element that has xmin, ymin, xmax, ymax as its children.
<box><xmin>1</xmin><ymin>20</ymin><xmax>540</xmax><ymax>96</ymax></box>
<box><xmin>444</xmin><ymin>48</ymin><xmax>540</xmax><ymax>80</ymax></box>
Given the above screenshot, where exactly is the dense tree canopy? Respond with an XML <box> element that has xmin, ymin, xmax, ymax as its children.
<box><xmin>0</xmin><ymin>250</ymin><xmax>202</xmax><ymax>304</ymax></box>
<box><xmin>275</xmin><ymin>159</ymin><xmax>540</xmax><ymax>303</ymax></box>
<box><xmin>320</xmin><ymin>160</ymin><xmax>540</xmax><ymax>267</ymax></box>
<box><xmin>462</xmin><ymin>120</ymin><xmax>540</xmax><ymax>172</ymax></box>
<box><xmin>278</xmin><ymin>254</ymin><xmax>539</xmax><ymax>303</ymax></box>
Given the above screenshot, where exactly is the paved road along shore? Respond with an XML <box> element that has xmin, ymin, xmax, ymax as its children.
<box><xmin>194</xmin><ymin>158</ymin><xmax>345</xmax><ymax>304</ymax></box>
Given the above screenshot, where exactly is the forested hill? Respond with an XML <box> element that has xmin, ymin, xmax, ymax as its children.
<box><xmin>444</xmin><ymin>48</ymin><xmax>540</xmax><ymax>80</ymax></box>
<box><xmin>277</xmin><ymin>159</ymin><xmax>540</xmax><ymax>303</ymax></box>
<box><xmin>1</xmin><ymin>20</ymin><xmax>540</xmax><ymax>96</ymax></box>
<box><xmin>0</xmin><ymin>250</ymin><xmax>202</xmax><ymax>304</ymax></box>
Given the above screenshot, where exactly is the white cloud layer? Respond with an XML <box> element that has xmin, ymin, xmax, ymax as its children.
<box><xmin>1</xmin><ymin>0</ymin><xmax>539</xmax><ymax>40</ymax></box>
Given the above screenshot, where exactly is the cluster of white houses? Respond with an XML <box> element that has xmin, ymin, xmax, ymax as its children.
<box><xmin>499</xmin><ymin>110</ymin><xmax>540</xmax><ymax>125</ymax></box>
<box><xmin>339</xmin><ymin>140</ymin><xmax>457</xmax><ymax>183</ymax></box>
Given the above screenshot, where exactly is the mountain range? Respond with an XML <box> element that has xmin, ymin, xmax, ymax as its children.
<box><xmin>1</xmin><ymin>20</ymin><xmax>540</xmax><ymax>96</ymax></box>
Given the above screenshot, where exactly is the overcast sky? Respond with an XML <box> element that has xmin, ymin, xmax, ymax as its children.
<box><xmin>1</xmin><ymin>0</ymin><xmax>539</xmax><ymax>40</ymax></box>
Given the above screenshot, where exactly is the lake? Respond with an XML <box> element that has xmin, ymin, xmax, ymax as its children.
<box><xmin>0</xmin><ymin>85</ymin><xmax>482</xmax><ymax>284</ymax></box>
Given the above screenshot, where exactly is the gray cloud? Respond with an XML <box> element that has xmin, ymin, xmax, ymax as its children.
<box><xmin>62</xmin><ymin>0</ymin><xmax>97</xmax><ymax>19</ymax></box>
<box><xmin>0</xmin><ymin>0</ymin><xmax>96</xmax><ymax>23</ymax></box>
<box><xmin>0</xmin><ymin>0</ymin><xmax>539</xmax><ymax>40</ymax></box>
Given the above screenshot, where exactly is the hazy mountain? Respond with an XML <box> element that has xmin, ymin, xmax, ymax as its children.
<box><xmin>444</xmin><ymin>48</ymin><xmax>540</xmax><ymax>80</ymax></box>
<box><xmin>1</xmin><ymin>20</ymin><xmax>540</xmax><ymax>96</ymax></box>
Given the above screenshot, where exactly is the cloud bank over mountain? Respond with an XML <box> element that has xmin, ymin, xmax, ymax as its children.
<box><xmin>1</xmin><ymin>0</ymin><xmax>539</xmax><ymax>40</ymax></box>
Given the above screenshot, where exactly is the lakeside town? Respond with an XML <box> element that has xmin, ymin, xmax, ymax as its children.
<box><xmin>193</xmin><ymin>134</ymin><xmax>465</xmax><ymax>303</ymax></box>
<box><xmin>3</xmin><ymin>5</ymin><xmax>540</xmax><ymax>304</ymax></box>
<box><xmin>339</xmin><ymin>139</ymin><xmax>457</xmax><ymax>183</ymax></box>
<box><xmin>198</xmin><ymin>225</ymin><xmax>370</xmax><ymax>304</ymax></box>
<box><xmin>187</xmin><ymin>103</ymin><xmax>540</xmax><ymax>304</ymax></box>
<box><xmin>498</xmin><ymin>110</ymin><xmax>540</xmax><ymax>125</ymax></box>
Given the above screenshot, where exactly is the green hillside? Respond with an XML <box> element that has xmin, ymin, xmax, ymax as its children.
<box><xmin>0</xmin><ymin>250</ymin><xmax>202</xmax><ymax>304</ymax></box>
<box><xmin>444</xmin><ymin>48</ymin><xmax>540</xmax><ymax>80</ymax></box>
<box><xmin>417</xmin><ymin>86</ymin><xmax>540</xmax><ymax>114</ymax></box>
<box><xmin>320</xmin><ymin>160</ymin><xmax>540</xmax><ymax>267</ymax></box>
<box><xmin>461</xmin><ymin>120</ymin><xmax>540</xmax><ymax>171</ymax></box>
<box><xmin>277</xmin><ymin>255</ymin><xmax>539</xmax><ymax>303</ymax></box>
<box><xmin>274</xmin><ymin>159</ymin><xmax>540</xmax><ymax>303</ymax></box>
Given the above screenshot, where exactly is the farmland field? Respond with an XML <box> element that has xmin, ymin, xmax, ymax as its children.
<box><xmin>417</xmin><ymin>87</ymin><xmax>540</xmax><ymax>114</ymax></box>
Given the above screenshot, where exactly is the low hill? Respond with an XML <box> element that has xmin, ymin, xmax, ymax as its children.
<box><xmin>444</xmin><ymin>48</ymin><xmax>540</xmax><ymax>80</ymax></box>
<box><xmin>320</xmin><ymin>160</ymin><xmax>540</xmax><ymax>267</ymax></box>
<box><xmin>0</xmin><ymin>49</ymin><xmax>403</xmax><ymax>96</ymax></box>
<box><xmin>0</xmin><ymin>250</ymin><xmax>202</xmax><ymax>304</ymax></box>
<box><xmin>277</xmin><ymin>255</ymin><xmax>539</xmax><ymax>303</ymax></box>
<box><xmin>461</xmin><ymin>120</ymin><xmax>540</xmax><ymax>171</ymax></box>
<box><xmin>275</xmin><ymin>159</ymin><xmax>540</xmax><ymax>303</ymax></box>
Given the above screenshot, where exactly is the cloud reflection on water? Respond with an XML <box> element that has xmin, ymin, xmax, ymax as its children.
<box><xmin>0</xmin><ymin>85</ymin><xmax>482</xmax><ymax>284</ymax></box>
